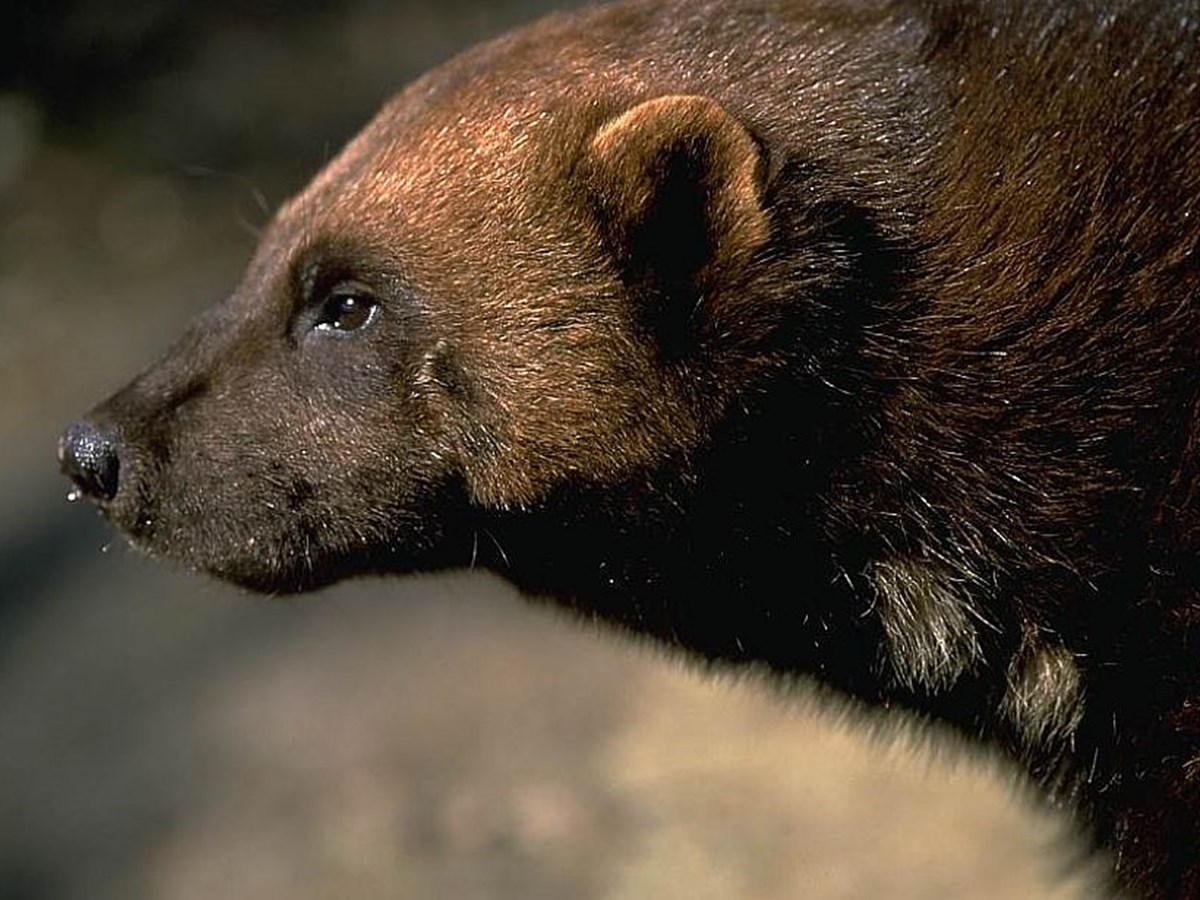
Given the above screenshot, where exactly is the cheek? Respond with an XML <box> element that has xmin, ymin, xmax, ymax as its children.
<box><xmin>454</xmin><ymin>326</ymin><xmax>707</xmax><ymax>508</ymax></box>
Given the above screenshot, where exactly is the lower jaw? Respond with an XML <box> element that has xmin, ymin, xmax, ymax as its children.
<box><xmin>199</xmin><ymin>536</ymin><xmax>476</xmax><ymax>596</ymax></box>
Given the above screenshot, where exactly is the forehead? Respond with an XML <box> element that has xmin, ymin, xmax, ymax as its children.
<box><xmin>269</xmin><ymin>2</ymin><xmax>666</xmax><ymax>245</ymax></box>
<box><xmin>251</xmin><ymin>8</ymin><xmax>658</xmax><ymax>304</ymax></box>
<box><xmin>270</xmin><ymin>90</ymin><xmax>591</xmax><ymax>292</ymax></box>
<box><xmin>282</xmin><ymin>21</ymin><xmax>627</xmax><ymax>226</ymax></box>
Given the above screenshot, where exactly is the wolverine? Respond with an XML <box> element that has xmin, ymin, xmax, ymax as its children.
<box><xmin>58</xmin><ymin>1</ymin><xmax>1200</xmax><ymax>895</ymax></box>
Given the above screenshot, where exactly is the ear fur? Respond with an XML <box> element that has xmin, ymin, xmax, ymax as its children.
<box><xmin>586</xmin><ymin>95</ymin><xmax>770</xmax><ymax>342</ymax></box>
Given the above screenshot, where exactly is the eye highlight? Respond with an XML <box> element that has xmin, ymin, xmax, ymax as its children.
<box><xmin>313</xmin><ymin>288</ymin><xmax>379</xmax><ymax>333</ymax></box>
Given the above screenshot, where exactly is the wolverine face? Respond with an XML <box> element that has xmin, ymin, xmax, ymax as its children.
<box><xmin>58</xmin><ymin>214</ymin><xmax>472</xmax><ymax>591</ymax></box>
<box><xmin>58</xmin><ymin>10</ymin><xmax>791</xmax><ymax>595</ymax></box>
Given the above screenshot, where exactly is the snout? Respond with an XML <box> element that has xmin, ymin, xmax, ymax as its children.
<box><xmin>58</xmin><ymin>420</ymin><xmax>122</xmax><ymax>504</ymax></box>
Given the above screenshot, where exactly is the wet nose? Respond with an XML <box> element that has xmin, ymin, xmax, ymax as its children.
<box><xmin>58</xmin><ymin>420</ymin><xmax>121</xmax><ymax>502</ymax></box>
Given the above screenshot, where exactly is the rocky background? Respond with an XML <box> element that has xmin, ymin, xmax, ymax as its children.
<box><xmin>1</xmin><ymin>2</ymin><xmax>1109</xmax><ymax>897</ymax></box>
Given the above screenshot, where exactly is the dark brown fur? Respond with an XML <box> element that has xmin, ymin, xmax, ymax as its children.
<box><xmin>60</xmin><ymin>1</ymin><xmax>1200</xmax><ymax>895</ymax></box>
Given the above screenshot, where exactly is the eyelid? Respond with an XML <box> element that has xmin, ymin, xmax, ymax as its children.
<box><xmin>321</xmin><ymin>278</ymin><xmax>373</xmax><ymax>300</ymax></box>
<box><xmin>288</xmin><ymin>246</ymin><xmax>409</xmax><ymax>341</ymax></box>
<box><xmin>294</xmin><ymin>253</ymin><xmax>367</xmax><ymax>305</ymax></box>
<box><xmin>298</xmin><ymin>259</ymin><xmax>322</xmax><ymax>305</ymax></box>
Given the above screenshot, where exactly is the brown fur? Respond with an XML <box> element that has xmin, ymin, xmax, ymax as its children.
<box><xmin>60</xmin><ymin>1</ymin><xmax>1200</xmax><ymax>896</ymax></box>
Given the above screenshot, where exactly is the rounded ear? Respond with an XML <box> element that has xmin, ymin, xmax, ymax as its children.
<box><xmin>586</xmin><ymin>95</ymin><xmax>770</xmax><ymax>345</ymax></box>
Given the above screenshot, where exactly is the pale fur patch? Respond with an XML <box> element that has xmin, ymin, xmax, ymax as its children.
<box><xmin>870</xmin><ymin>558</ymin><xmax>985</xmax><ymax>692</ymax></box>
<box><xmin>1002</xmin><ymin>636</ymin><xmax>1084</xmax><ymax>746</ymax></box>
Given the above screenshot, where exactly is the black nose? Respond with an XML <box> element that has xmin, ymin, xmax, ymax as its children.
<box><xmin>58</xmin><ymin>420</ymin><xmax>121</xmax><ymax>502</ymax></box>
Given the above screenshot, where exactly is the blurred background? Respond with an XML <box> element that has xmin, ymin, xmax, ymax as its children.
<box><xmin>1</xmin><ymin>2</ymin><xmax>1106</xmax><ymax>897</ymax></box>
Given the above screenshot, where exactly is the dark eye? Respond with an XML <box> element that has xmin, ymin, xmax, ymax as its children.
<box><xmin>314</xmin><ymin>290</ymin><xmax>378</xmax><ymax>333</ymax></box>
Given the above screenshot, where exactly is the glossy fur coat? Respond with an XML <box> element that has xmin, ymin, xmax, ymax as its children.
<box><xmin>59</xmin><ymin>1</ymin><xmax>1200</xmax><ymax>895</ymax></box>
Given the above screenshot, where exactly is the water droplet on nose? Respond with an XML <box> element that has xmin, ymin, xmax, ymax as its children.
<box><xmin>66</xmin><ymin>488</ymin><xmax>82</xmax><ymax>503</ymax></box>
